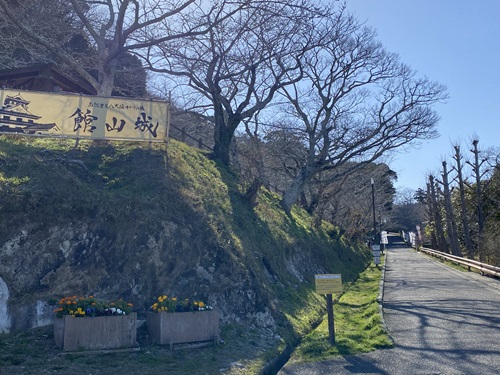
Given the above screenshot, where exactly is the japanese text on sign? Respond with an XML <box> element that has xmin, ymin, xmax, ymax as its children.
<box><xmin>315</xmin><ymin>274</ymin><xmax>343</xmax><ymax>295</ymax></box>
<box><xmin>0</xmin><ymin>89</ymin><xmax>169</xmax><ymax>142</ymax></box>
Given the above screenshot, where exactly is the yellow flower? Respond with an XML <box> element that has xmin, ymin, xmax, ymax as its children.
<box><xmin>172</xmin><ymin>297</ymin><xmax>177</xmax><ymax>301</ymax></box>
<box><xmin>76</xmin><ymin>307</ymin><xmax>85</xmax><ymax>315</ymax></box>
<box><xmin>199</xmin><ymin>302</ymin><xmax>205</xmax><ymax>308</ymax></box>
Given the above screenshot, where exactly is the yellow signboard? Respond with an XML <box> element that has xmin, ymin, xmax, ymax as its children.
<box><xmin>0</xmin><ymin>89</ymin><xmax>169</xmax><ymax>142</ymax></box>
<box><xmin>315</xmin><ymin>274</ymin><xmax>343</xmax><ymax>295</ymax></box>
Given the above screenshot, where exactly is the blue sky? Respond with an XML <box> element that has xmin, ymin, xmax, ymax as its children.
<box><xmin>345</xmin><ymin>0</ymin><xmax>500</xmax><ymax>191</ymax></box>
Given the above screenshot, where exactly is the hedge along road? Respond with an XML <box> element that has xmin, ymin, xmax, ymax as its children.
<box><xmin>279</xmin><ymin>235</ymin><xmax>500</xmax><ymax>375</ymax></box>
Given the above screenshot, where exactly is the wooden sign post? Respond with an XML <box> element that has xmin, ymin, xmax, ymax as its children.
<box><xmin>315</xmin><ymin>274</ymin><xmax>343</xmax><ymax>345</ymax></box>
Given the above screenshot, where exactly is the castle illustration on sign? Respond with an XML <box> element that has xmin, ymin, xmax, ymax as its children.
<box><xmin>0</xmin><ymin>93</ymin><xmax>59</xmax><ymax>134</ymax></box>
<box><xmin>0</xmin><ymin>88</ymin><xmax>169</xmax><ymax>141</ymax></box>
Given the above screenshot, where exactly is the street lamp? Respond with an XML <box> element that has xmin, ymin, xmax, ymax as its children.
<box><xmin>371</xmin><ymin>178</ymin><xmax>377</xmax><ymax>243</ymax></box>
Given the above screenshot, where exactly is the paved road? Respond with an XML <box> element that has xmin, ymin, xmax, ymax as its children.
<box><xmin>279</xmin><ymin>239</ymin><xmax>500</xmax><ymax>375</ymax></box>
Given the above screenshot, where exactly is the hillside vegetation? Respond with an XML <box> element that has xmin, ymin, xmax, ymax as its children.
<box><xmin>0</xmin><ymin>135</ymin><xmax>373</xmax><ymax>370</ymax></box>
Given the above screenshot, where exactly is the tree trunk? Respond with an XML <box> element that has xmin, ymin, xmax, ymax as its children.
<box><xmin>252</xmin><ymin>137</ymin><xmax>270</xmax><ymax>189</ymax></box>
<box><xmin>213</xmin><ymin>106</ymin><xmax>238</xmax><ymax>167</ymax></box>
<box><xmin>441</xmin><ymin>161</ymin><xmax>461</xmax><ymax>256</ymax></box>
<box><xmin>454</xmin><ymin>145</ymin><xmax>474</xmax><ymax>258</ymax></box>
<box><xmin>429</xmin><ymin>175</ymin><xmax>448</xmax><ymax>253</ymax></box>
<box><xmin>281</xmin><ymin>164</ymin><xmax>315</xmax><ymax>214</ymax></box>
<box><xmin>426</xmin><ymin>182</ymin><xmax>438</xmax><ymax>249</ymax></box>
<box><xmin>97</xmin><ymin>62</ymin><xmax>117</xmax><ymax>97</ymax></box>
<box><xmin>243</xmin><ymin>178</ymin><xmax>262</xmax><ymax>207</ymax></box>
<box><xmin>471</xmin><ymin>140</ymin><xmax>485</xmax><ymax>261</ymax></box>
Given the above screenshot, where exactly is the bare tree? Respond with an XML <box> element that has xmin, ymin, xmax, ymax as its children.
<box><xmin>470</xmin><ymin>140</ymin><xmax>486</xmax><ymax>260</ymax></box>
<box><xmin>467</xmin><ymin>139</ymin><xmax>499</xmax><ymax>261</ymax></box>
<box><xmin>453</xmin><ymin>144</ymin><xmax>474</xmax><ymax>258</ymax></box>
<box><xmin>439</xmin><ymin>160</ymin><xmax>461</xmax><ymax>256</ymax></box>
<box><xmin>428</xmin><ymin>175</ymin><xmax>448</xmax><ymax>253</ymax></box>
<box><xmin>424</xmin><ymin>183</ymin><xmax>438</xmax><ymax>249</ymax></box>
<box><xmin>0</xmin><ymin>0</ymin><xmax>215</xmax><ymax>95</ymax></box>
<box><xmin>482</xmin><ymin>163</ymin><xmax>500</xmax><ymax>264</ymax></box>
<box><xmin>321</xmin><ymin>163</ymin><xmax>395</xmax><ymax>237</ymax></box>
<box><xmin>390</xmin><ymin>188</ymin><xmax>426</xmax><ymax>233</ymax></box>
<box><xmin>146</xmin><ymin>0</ymin><xmax>330</xmax><ymax>166</ymax></box>
<box><xmin>256</xmin><ymin>126</ymin><xmax>308</xmax><ymax>194</ymax></box>
<box><xmin>0</xmin><ymin>1</ymin><xmax>87</xmax><ymax>68</ymax></box>
<box><xmin>277</xmin><ymin>9</ymin><xmax>447</xmax><ymax>213</ymax></box>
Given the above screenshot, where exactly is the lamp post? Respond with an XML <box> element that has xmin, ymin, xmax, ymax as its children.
<box><xmin>371</xmin><ymin>178</ymin><xmax>377</xmax><ymax>242</ymax></box>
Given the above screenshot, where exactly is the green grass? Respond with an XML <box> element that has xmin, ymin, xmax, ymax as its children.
<box><xmin>0</xmin><ymin>135</ymin><xmax>376</xmax><ymax>373</ymax></box>
<box><xmin>0</xmin><ymin>323</ymin><xmax>284</xmax><ymax>375</ymax></box>
<box><xmin>288</xmin><ymin>259</ymin><xmax>393</xmax><ymax>364</ymax></box>
<box><xmin>0</xmin><ymin>262</ymin><xmax>391</xmax><ymax>374</ymax></box>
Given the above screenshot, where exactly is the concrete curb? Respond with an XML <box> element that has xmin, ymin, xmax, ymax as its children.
<box><xmin>377</xmin><ymin>253</ymin><xmax>394</xmax><ymax>345</ymax></box>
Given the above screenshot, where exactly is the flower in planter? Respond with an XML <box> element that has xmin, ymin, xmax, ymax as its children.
<box><xmin>150</xmin><ymin>295</ymin><xmax>212</xmax><ymax>313</ymax></box>
<box><xmin>54</xmin><ymin>296</ymin><xmax>134</xmax><ymax>318</ymax></box>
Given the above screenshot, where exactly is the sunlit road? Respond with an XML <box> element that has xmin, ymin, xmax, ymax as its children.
<box><xmin>279</xmin><ymin>236</ymin><xmax>500</xmax><ymax>375</ymax></box>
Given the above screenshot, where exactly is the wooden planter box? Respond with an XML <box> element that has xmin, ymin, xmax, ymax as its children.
<box><xmin>54</xmin><ymin>313</ymin><xmax>137</xmax><ymax>352</ymax></box>
<box><xmin>147</xmin><ymin>310</ymin><xmax>219</xmax><ymax>348</ymax></box>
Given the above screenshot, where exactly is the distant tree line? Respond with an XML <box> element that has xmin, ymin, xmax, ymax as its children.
<box><xmin>417</xmin><ymin>139</ymin><xmax>499</xmax><ymax>265</ymax></box>
<box><xmin>0</xmin><ymin>0</ymin><xmax>448</xmax><ymax>237</ymax></box>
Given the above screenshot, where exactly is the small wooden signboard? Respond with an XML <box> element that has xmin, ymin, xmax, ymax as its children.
<box><xmin>315</xmin><ymin>274</ymin><xmax>343</xmax><ymax>295</ymax></box>
<box><xmin>315</xmin><ymin>274</ymin><xmax>342</xmax><ymax>346</ymax></box>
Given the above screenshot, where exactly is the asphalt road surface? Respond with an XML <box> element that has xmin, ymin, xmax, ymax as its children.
<box><xmin>279</xmin><ymin>237</ymin><xmax>500</xmax><ymax>375</ymax></box>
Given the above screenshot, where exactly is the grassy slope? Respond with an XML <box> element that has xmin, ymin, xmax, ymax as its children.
<box><xmin>0</xmin><ymin>136</ymin><xmax>391</xmax><ymax>374</ymax></box>
<box><xmin>288</xmin><ymin>258</ymin><xmax>393</xmax><ymax>364</ymax></box>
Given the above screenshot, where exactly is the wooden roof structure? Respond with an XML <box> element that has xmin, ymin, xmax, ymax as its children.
<box><xmin>0</xmin><ymin>63</ymin><xmax>96</xmax><ymax>95</ymax></box>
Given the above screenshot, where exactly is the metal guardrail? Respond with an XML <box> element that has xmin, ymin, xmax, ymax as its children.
<box><xmin>418</xmin><ymin>247</ymin><xmax>500</xmax><ymax>278</ymax></box>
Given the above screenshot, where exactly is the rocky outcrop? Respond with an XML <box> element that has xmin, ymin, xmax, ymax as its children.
<box><xmin>0</xmin><ymin>139</ymin><xmax>369</xmax><ymax>332</ymax></box>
